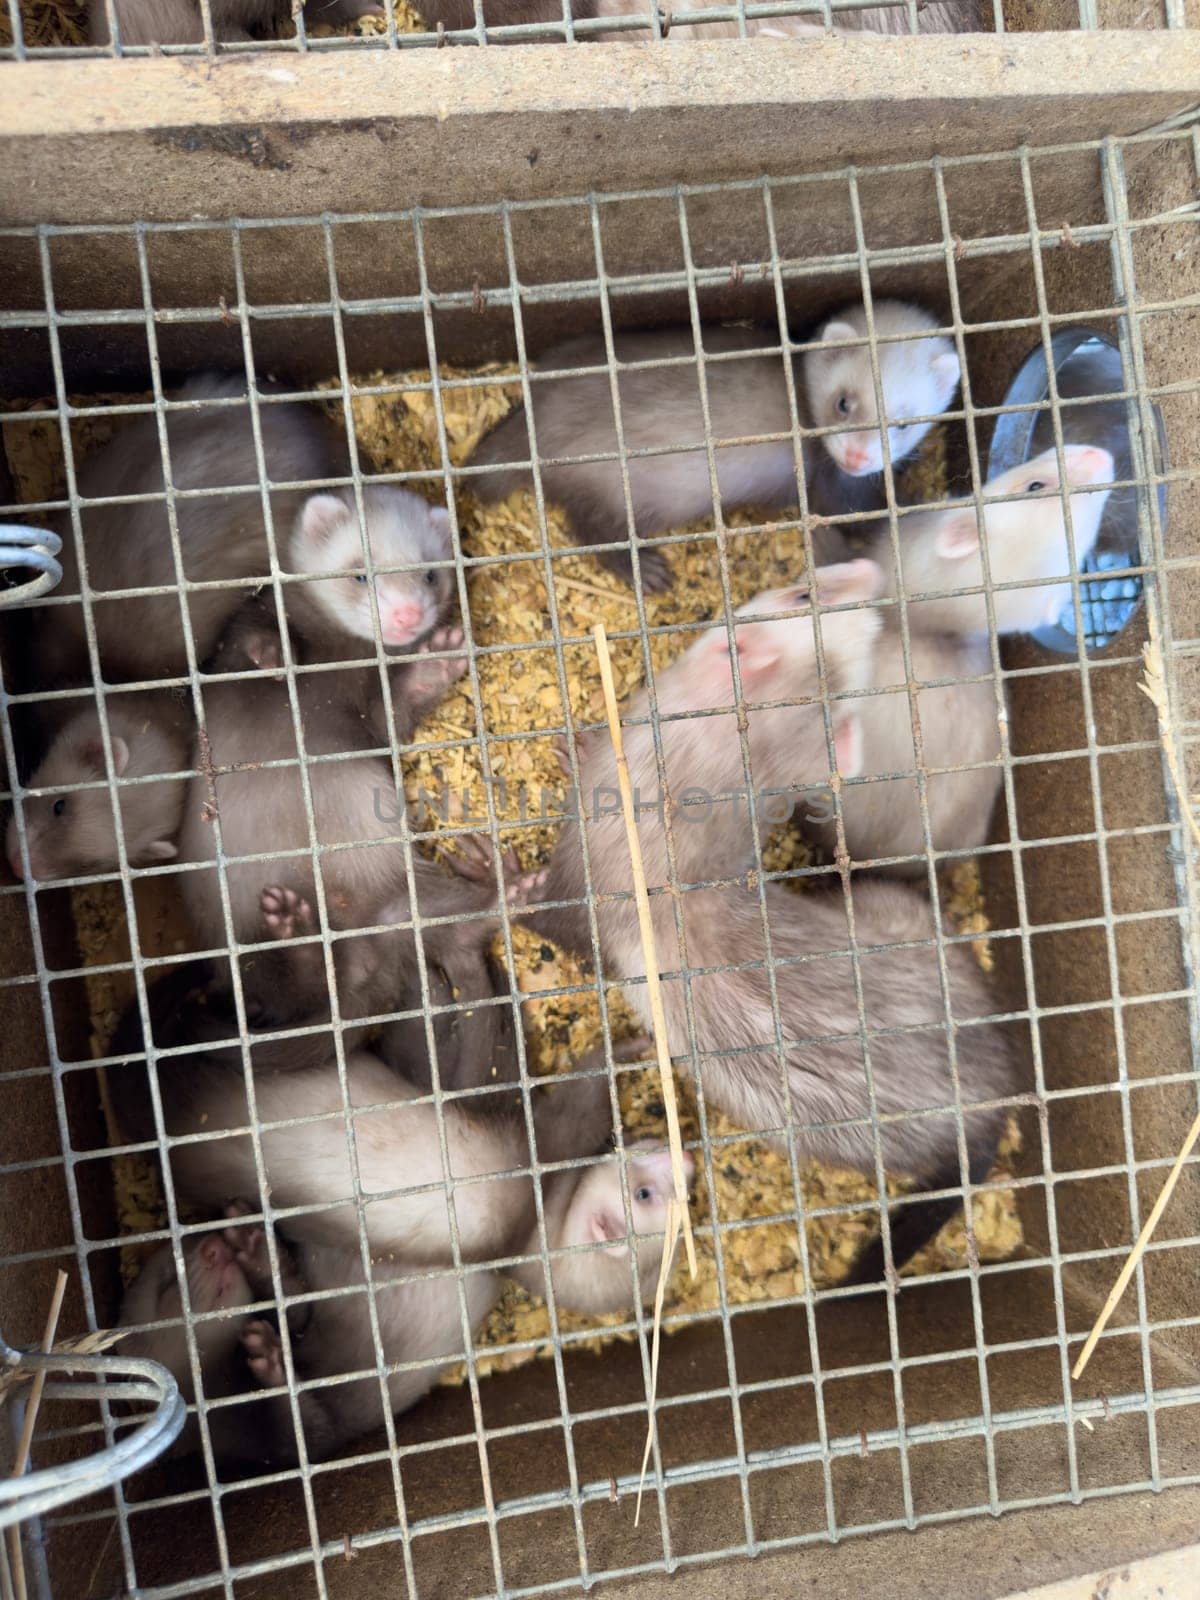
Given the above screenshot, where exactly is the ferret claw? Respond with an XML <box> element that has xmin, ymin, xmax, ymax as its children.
<box><xmin>551</xmin><ymin>733</ymin><xmax>573</xmax><ymax>780</ymax></box>
<box><xmin>241</xmin><ymin>1319</ymin><xmax>286</xmax><ymax>1389</ymax></box>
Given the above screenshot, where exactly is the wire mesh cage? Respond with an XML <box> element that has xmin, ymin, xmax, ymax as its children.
<box><xmin>0</xmin><ymin>0</ymin><xmax>1193</xmax><ymax>62</ymax></box>
<box><xmin>0</xmin><ymin>111</ymin><xmax>1197</xmax><ymax>1599</ymax></box>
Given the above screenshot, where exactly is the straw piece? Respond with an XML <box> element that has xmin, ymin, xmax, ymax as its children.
<box><xmin>634</xmin><ymin>1198</ymin><xmax>684</xmax><ymax>1527</ymax></box>
<box><xmin>1138</xmin><ymin>634</ymin><xmax>1200</xmax><ymax>851</ymax></box>
<box><xmin>1071</xmin><ymin>1108</ymin><xmax>1200</xmax><ymax>1382</ymax></box>
<box><xmin>592</xmin><ymin>623</ymin><xmax>697</xmax><ymax>1278</ymax></box>
<box><xmin>7</xmin><ymin>1270</ymin><xmax>68</xmax><ymax>1600</ymax></box>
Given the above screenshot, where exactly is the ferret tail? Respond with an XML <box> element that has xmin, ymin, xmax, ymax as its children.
<box><xmin>841</xmin><ymin>1132</ymin><xmax>999</xmax><ymax>1290</ymax></box>
<box><xmin>468</xmin><ymin>409</ymin><xmax>533</xmax><ymax>502</ymax></box>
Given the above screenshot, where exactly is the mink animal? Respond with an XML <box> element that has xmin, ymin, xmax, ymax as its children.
<box><xmin>469</xmin><ymin>302</ymin><xmax>961</xmax><ymax>590</ymax></box>
<box><xmin>5</xmin><ymin>689</ymin><xmax>191</xmax><ymax>882</ymax></box>
<box><xmin>30</xmin><ymin>373</ymin><xmax>459</xmax><ymax>694</ymax></box>
<box><xmin>532</xmin><ymin>560</ymin><xmax>1020</xmax><ymax>1283</ymax></box>
<box><xmin>116</xmin><ymin>1213</ymin><xmax>308</xmax><ymax>1466</ymax></box>
<box><xmin>90</xmin><ymin>0</ymin><xmax>383</xmax><ymax>47</ymax></box>
<box><xmin>31</xmin><ymin>374</ymin><xmax>349</xmax><ymax>691</ymax></box>
<box><xmin>119</xmin><ymin>1065</ymin><xmax>689</xmax><ymax>1467</ymax></box>
<box><xmin>176</xmin><ymin>598</ymin><xmax>521</xmax><ymax>1087</ymax></box>
<box><xmin>805</xmin><ymin>444</ymin><xmax>1116</xmax><ymax>874</ymax></box>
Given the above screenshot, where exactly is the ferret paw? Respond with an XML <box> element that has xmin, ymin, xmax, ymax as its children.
<box><xmin>449</xmin><ymin>833</ymin><xmax>507</xmax><ymax>885</ymax></box>
<box><xmin>600</xmin><ymin>546</ymin><xmax>673</xmax><ymax>595</ymax></box>
<box><xmin>635</xmin><ymin>548</ymin><xmax>673</xmax><ymax>594</ymax></box>
<box><xmin>222</xmin><ymin>1200</ymin><xmax>268</xmax><ymax>1281</ymax></box>
<box><xmin>241</xmin><ymin>1319</ymin><xmax>286</xmax><ymax>1389</ymax></box>
<box><xmin>550</xmin><ymin>733</ymin><xmax>573</xmax><ymax>780</ymax></box>
<box><xmin>261</xmin><ymin>884</ymin><xmax>314</xmax><ymax>942</ymax></box>
<box><xmin>410</xmin><ymin>626</ymin><xmax>468</xmax><ymax>698</ymax></box>
<box><xmin>507</xmin><ymin>865</ymin><xmax>549</xmax><ymax>907</ymax></box>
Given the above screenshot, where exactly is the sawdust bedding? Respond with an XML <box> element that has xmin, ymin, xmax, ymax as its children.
<box><xmin>4</xmin><ymin>360</ymin><xmax>1022</xmax><ymax>1386</ymax></box>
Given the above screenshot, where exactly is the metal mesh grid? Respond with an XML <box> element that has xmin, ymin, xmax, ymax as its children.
<box><xmin>0</xmin><ymin>120</ymin><xmax>1197</xmax><ymax>1598</ymax></box>
<box><xmin>0</xmin><ymin>0</ymin><xmax>1192</xmax><ymax>62</ymax></box>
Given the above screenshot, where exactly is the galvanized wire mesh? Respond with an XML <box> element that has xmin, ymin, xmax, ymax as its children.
<box><xmin>0</xmin><ymin>120</ymin><xmax>1197</xmax><ymax>1598</ymax></box>
<box><xmin>0</xmin><ymin>0</ymin><xmax>1191</xmax><ymax>62</ymax></box>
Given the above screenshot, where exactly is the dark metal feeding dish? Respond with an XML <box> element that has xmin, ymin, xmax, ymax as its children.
<box><xmin>986</xmin><ymin>327</ymin><xmax>1167</xmax><ymax>653</ymax></box>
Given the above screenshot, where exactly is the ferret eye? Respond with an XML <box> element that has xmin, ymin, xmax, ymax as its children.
<box><xmin>424</xmin><ymin>570</ymin><xmax>437</xmax><ymax>587</ymax></box>
<box><xmin>836</xmin><ymin>395</ymin><xmax>851</xmax><ymax>417</ymax></box>
<box><xmin>1025</xmin><ymin>480</ymin><xmax>1048</xmax><ymax>493</ymax></box>
<box><xmin>634</xmin><ymin>1184</ymin><xmax>654</xmax><ymax>1204</ymax></box>
<box><xmin>353</xmin><ymin>572</ymin><xmax>369</xmax><ymax>585</ymax></box>
<box><xmin>52</xmin><ymin>798</ymin><xmax>66</xmax><ymax>818</ymax></box>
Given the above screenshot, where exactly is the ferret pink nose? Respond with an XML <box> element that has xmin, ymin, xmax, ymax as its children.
<box><xmin>1067</xmin><ymin>445</ymin><xmax>1115</xmax><ymax>484</ymax></box>
<box><xmin>840</xmin><ymin>444</ymin><xmax>873</xmax><ymax>474</ymax></box>
<box><xmin>385</xmin><ymin>603</ymin><xmax>425</xmax><ymax>640</ymax></box>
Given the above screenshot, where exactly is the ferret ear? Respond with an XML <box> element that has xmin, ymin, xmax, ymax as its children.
<box><xmin>930</xmin><ymin>349</ymin><xmax>961</xmax><ymax>395</ymax></box>
<box><xmin>588</xmin><ymin>1209</ymin><xmax>625</xmax><ymax>1249</ymax></box>
<box><xmin>833</xmin><ymin>710</ymin><xmax>863</xmax><ymax>779</ymax></box>
<box><xmin>729</xmin><ymin>622</ymin><xmax>784</xmax><ymax>688</ymax></box>
<box><xmin>78</xmin><ymin>735</ymin><xmax>129</xmax><ymax>777</ymax></box>
<box><xmin>817</xmin><ymin>318</ymin><xmax>858</xmax><ymax>354</ymax></box>
<box><xmin>815</xmin><ymin>558</ymin><xmax>884</xmax><ymax>605</ymax></box>
<box><xmin>145</xmin><ymin>840</ymin><xmax>179</xmax><ymax>861</ymax></box>
<box><xmin>935</xmin><ymin>510</ymin><xmax>980</xmax><ymax>561</ymax></box>
<box><xmin>298</xmin><ymin>493</ymin><xmax>350</xmax><ymax>546</ymax></box>
<box><xmin>428</xmin><ymin>506</ymin><xmax>452</xmax><ymax>538</ymax></box>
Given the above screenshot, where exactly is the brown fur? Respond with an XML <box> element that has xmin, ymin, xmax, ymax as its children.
<box><xmin>6</xmin><ymin>689</ymin><xmax>191</xmax><ymax>882</ymax></box>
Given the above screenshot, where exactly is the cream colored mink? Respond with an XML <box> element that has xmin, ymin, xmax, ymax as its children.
<box><xmin>532</xmin><ymin>560</ymin><xmax>1020</xmax><ymax>1282</ymax></box>
<box><xmin>6</xmin><ymin>690</ymin><xmax>191</xmax><ymax>883</ymax></box>
<box><xmin>806</xmin><ymin>443</ymin><xmax>1117</xmax><ymax>875</ymax></box>
<box><xmin>115</xmin><ymin>1034</ymin><xmax>693</xmax><ymax>1464</ymax></box>
<box><xmin>469</xmin><ymin>302</ymin><xmax>960</xmax><ymax>589</ymax></box>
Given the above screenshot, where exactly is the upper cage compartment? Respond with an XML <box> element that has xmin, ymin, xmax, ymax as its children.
<box><xmin>0</xmin><ymin>0</ymin><xmax>1192</xmax><ymax>61</ymax></box>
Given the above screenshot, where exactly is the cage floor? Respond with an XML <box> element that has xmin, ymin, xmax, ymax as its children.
<box><xmin>1</xmin><ymin>364</ymin><xmax>1024</xmax><ymax>1386</ymax></box>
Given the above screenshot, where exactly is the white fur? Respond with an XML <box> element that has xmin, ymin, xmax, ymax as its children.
<box><xmin>288</xmin><ymin>485</ymin><xmax>453</xmax><ymax>650</ymax></box>
<box><xmin>805</xmin><ymin>300</ymin><xmax>961</xmax><ymax>478</ymax></box>
<box><xmin>887</xmin><ymin>445</ymin><xmax>1116</xmax><ymax>637</ymax></box>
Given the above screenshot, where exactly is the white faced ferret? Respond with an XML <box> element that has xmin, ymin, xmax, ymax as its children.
<box><xmin>5</xmin><ymin>689</ymin><xmax>191</xmax><ymax>883</ymax></box>
<box><xmin>31</xmin><ymin>374</ymin><xmax>345</xmax><ymax>692</ymax></box>
<box><xmin>806</xmin><ymin>444</ymin><xmax>1116</xmax><ymax>875</ymax></box>
<box><xmin>116</xmin><ymin>1212</ymin><xmax>309</xmax><ymax>1466</ymax></box>
<box><xmin>90</xmin><ymin>0</ymin><xmax>383</xmax><ymax>46</ymax></box>
<box><xmin>30</xmin><ymin>372</ymin><xmax>457</xmax><ymax>694</ymax></box>
<box><xmin>468</xmin><ymin>302</ymin><xmax>961</xmax><ymax>590</ymax></box>
<box><xmin>533</xmin><ymin>563</ymin><xmax>1020</xmax><ymax>1283</ymax></box>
